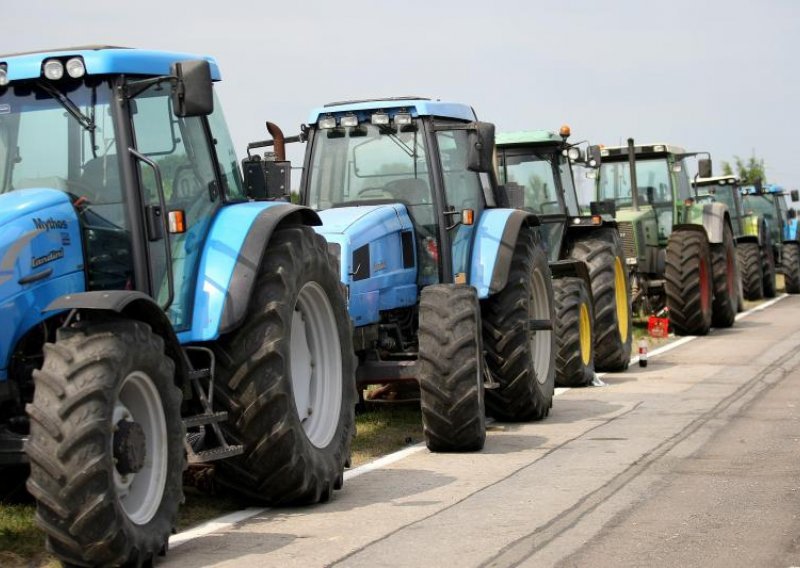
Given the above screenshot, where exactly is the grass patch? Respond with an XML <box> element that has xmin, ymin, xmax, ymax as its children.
<box><xmin>0</xmin><ymin>503</ymin><xmax>55</xmax><ymax>567</ymax></box>
<box><xmin>352</xmin><ymin>403</ymin><xmax>423</xmax><ymax>467</ymax></box>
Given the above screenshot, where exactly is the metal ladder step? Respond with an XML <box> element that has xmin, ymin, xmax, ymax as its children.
<box><xmin>187</xmin><ymin>444</ymin><xmax>244</xmax><ymax>464</ymax></box>
<box><xmin>183</xmin><ymin>411</ymin><xmax>229</xmax><ymax>428</ymax></box>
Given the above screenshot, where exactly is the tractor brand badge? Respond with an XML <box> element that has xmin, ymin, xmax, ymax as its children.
<box><xmin>31</xmin><ymin>217</ymin><xmax>68</xmax><ymax>232</ymax></box>
<box><xmin>31</xmin><ymin>248</ymin><xmax>65</xmax><ymax>268</ymax></box>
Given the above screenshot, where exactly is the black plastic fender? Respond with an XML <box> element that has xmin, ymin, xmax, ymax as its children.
<box><xmin>549</xmin><ymin>259</ymin><xmax>595</xmax><ymax>306</ymax></box>
<box><xmin>45</xmin><ymin>290</ymin><xmax>187</xmax><ymax>384</ymax></box>
<box><xmin>488</xmin><ymin>210</ymin><xmax>540</xmax><ymax>294</ymax></box>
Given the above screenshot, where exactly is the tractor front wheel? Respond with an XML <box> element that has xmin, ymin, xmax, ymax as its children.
<box><xmin>26</xmin><ymin>319</ymin><xmax>184</xmax><ymax>567</ymax></box>
<box><xmin>214</xmin><ymin>226</ymin><xmax>356</xmax><ymax>504</ymax></box>
<box><xmin>482</xmin><ymin>228</ymin><xmax>555</xmax><ymax>421</ymax></box>
<box><xmin>418</xmin><ymin>285</ymin><xmax>486</xmax><ymax>452</ymax></box>
<box><xmin>553</xmin><ymin>277</ymin><xmax>595</xmax><ymax>387</ymax></box>
<box><xmin>783</xmin><ymin>243</ymin><xmax>800</xmax><ymax>294</ymax></box>
<box><xmin>737</xmin><ymin>242</ymin><xmax>764</xmax><ymax>300</ymax></box>
<box><xmin>665</xmin><ymin>230</ymin><xmax>713</xmax><ymax>336</ymax></box>
<box><xmin>710</xmin><ymin>223</ymin><xmax>737</xmax><ymax>328</ymax></box>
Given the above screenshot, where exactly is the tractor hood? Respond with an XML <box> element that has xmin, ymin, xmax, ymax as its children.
<box><xmin>314</xmin><ymin>203</ymin><xmax>418</xmax><ymax>326</ymax></box>
<box><xmin>0</xmin><ymin>188</ymin><xmax>85</xmax><ymax>379</ymax></box>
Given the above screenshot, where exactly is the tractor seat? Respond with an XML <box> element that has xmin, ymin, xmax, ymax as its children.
<box><xmin>385</xmin><ymin>177</ymin><xmax>431</xmax><ymax>204</ymax></box>
<box><xmin>79</xmin><ymin>155</ymin><xmax>123</xmax><ymax>204</ymax></box>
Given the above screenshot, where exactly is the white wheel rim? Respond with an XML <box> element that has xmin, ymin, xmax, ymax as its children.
<box><xmin>112</xmin><ymin>371</ymin><xmax>168</xmax><ymax>526</ymax></box>
<box><xmin>290</xmin><ymin>282</ymin><xmax>343</xmax><ymax>448</ymax></box>
<box><xmin>530</xmin><ymin>267</ymin><xmax>552</xmax><ymax>385</ymax></box>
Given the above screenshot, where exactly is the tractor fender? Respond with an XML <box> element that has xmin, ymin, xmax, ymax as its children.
<box><xmin>671</xmin><ymin>223</ymin><xmax>711</xmax><ymax>243</ymax></box>
<box><xmin>470</xmin><ymin>209</ymin><xmax>539</xmax><ymax>299</ymax></box>
<box><xmin>45</xmin><ymin>291</ymin><xmax>187</xmax><ymax>384</ymax></box>
<box><xmin>735</xmin><ymin>234</ymin><xmax>759</xmax><ymax>246</ymax></box>
<box><xmin>693</xmin><ymin>202</ymin><xmax>730</xmax><ymax>244</ymax></box>
<box><xmin>549</xmin><ymin>259</ymin><xmax>594</xmax><ymax>305</ymax></box>
<box><xmin>183</xmin><ymin>201</ymin><xmax>321</xmax><ymax>342</ymax></box>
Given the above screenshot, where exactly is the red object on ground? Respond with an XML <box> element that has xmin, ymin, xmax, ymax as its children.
<box><xmin>648</xmin><ymin>316</ymin><xmax>670</xmax><ymax>338</ymax></box>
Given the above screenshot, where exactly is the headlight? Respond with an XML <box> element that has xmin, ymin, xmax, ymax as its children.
<box><xmin>0</xmin><ymin>65</ymin><xmax>8</xmax><ymax>87</ymax></box>
<box><xmin>394</xmin><ymin>113</ymin><xmax>412</xmax><ymax>126</ymax></box>
<box><xmin>318</xmin><ymin>116</ymin><xmax>337</xmax><ymax>129</ymax></box>
<box><xmin>371</xmin><ymin>112</ymin><xmax>389</xmax><ymax>126</ymax></box>
<box><xmin>65</xmin><ymin>57</ymin><xmax>86</xmax><ymax>78</ymax></box>
<box><xmin>43</xmin><ymin>59</ymin><xmax>64</xmax><ymax>80</ymax></box>
<box><xmin>340</xmin><ymin>114</ymin><xmax>358</xmax><ymax>127</ymax></box>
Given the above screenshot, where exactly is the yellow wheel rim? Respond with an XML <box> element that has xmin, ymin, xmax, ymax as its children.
<box><xmin>579</xmin><ymin>302</ymin><xmax>592</xmax><ymax>366</ymax></box>
<box><xmin>614</xmin><ymin>257</ymin><xmax>630</xmax><ymax>342</ymax></box>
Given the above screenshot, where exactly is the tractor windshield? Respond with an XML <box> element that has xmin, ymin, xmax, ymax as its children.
<box><xmin>306</xmin><ymin>121</ymin><xmax>432</xmax><ymax>210</ymax></box>
<box><xmin>697</xmin><ymin>184</ymin><xmax>737</xmax><ymax>212</ymax></box>
<box><xmin>495</xmin><ymin>147</ymin><xmax>566</xmax><ymax>216</ymax></box>
<box><xmin>0</xmin><ymin>79</ymin><xmax>124</xmax><ymax>221</ymax></box>
<box><xmin>598</xmin><ymin>159</ymin><xmax>672</xmax><ymax>206</ymax></box>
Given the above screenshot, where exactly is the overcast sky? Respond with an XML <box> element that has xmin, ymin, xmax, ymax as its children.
<box><xmin>9</xmin><ymin>1</ymin><xmax>800</xmax><ymax>188</ymax></box>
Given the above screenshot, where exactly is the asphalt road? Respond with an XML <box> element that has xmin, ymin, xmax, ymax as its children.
<box><xmin>165</xmin><ymin>296</ymin><xmax>800</xmax><ymax>568</ymax></box>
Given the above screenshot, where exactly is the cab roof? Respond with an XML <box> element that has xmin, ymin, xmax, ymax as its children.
<box><xmin>307</xmin><ymin>97</ymin><xmax>476</xmax><ymax>124</ymax></box>
<box><xmin>496</xmin><ymin>130</ymin><xmax>562</xmax><ymax>147</ymax></box>
<box><xmin>599</xmin><ymin>143</ymin><xmax>687</xmax><ymax>160</ymax></box>
<box><xmin>0</xmin><ymin>46</ymin><xmax>221</xmax><ymax>82</ymax></box>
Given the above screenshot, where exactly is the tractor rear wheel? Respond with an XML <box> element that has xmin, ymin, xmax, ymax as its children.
<box><xmin>418</xmin><ymin>285</ymin><xmax>486</xmax><ymax>452</ymax></box>
<box><xmin>553</xmin><ymin>277</ymin><xmax>595</xmax><ymax>387</ymax></box>
<box><xmin>26</xmin><ymin>319</ymin><xmax>184</xmax><ymax>567</ymax></box>
<box><xmin>665</xmin><ymin>230</ymin><xmax>713</xmax><ymax>336</ymax></box>
<box><xmin>214</xmin><ymin>226</ymin><xmax>356</xmax><ymax>504</ymax></box>
<box><xmin>762</xmin><ymin>246</ymin><xmax>777</xmax><ymax>298</ymax></box>
<box><xmin>568</xmin><ymin>228</ymin><xmax>632</xmax><ymax>371</ymax></box>
<box><xmin>482</xmin><ymin>228</ymin><xmax>555</xmax><ymax>421</ymax></box>
<box><xmin>737</xmin><ymin>242</ymin><xmax>764</xmax><ymax>300</ymax></box>
<box><xmin>710</xmin><ymin>223</ymin><xmax>737</xmax><ymax>328</ymax></box>
<box><xmin>783</xmin><ymin>242</ymin><xmax>800</xmax><ymax>294</ymax></box>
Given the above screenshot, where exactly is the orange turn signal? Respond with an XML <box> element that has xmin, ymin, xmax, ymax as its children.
<box><xmin>168</xmin><ymin>210</ymin><xmax>186</xmax><ymax>234</ymax></box>
<box><xmin>462</xmin><ymin>209</ymin><xmax>475</xmax><ymax>226</ymax></box>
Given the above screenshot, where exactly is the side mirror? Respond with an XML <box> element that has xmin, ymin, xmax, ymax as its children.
<box><xmin>590</xmin><ymin>199</ymin><xmax>616</xmax><ymax>217</ymax></box>
<box><xmin>242</xmin><ymin>156</ymin><xmax>291</xmax><ymax>200</ymax></box>
<box><xmin>467</xmin><ymin>121</ymin><xmax>495</xmax><ymax>173</ymax></box>
<box><xmin>170</xmin><ymin>60</ymin><xmax>213</xmax><ymax>118</ymax></box>
<box><xmin>791</xmin><ymin>190</ymin><xmax>799</xmax><ymax>202</ymax></box>
<box><xmin>698</xmin><ymin>158</ymin><xmax>712</xmax><ymax>178</ymax></box>
<box><xmin>754</xmin><ymin>178</ymin><xmax>764</xmax><ymax>193</ymax></box>
<box><xmin>646</xmin><ymin>186</ymin><xmax>655</xmax><ymax>204</ymax></box>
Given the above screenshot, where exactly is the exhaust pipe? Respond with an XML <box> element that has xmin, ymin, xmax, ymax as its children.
<box><xmin>266</xmin><ymin>121</ymin><xmax>286</xmax><ymax>161</ymax></box>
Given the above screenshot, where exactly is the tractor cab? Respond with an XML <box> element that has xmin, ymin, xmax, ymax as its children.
<box><xmin>0</xmin><ymin>47</ymin><xmax>243</xmax><ymax>336</ymax></box>
<box><xmin>298</xmin><ymin>98</ymin><xmax>496</xmax><ymax>326</ymax></box>
<box><xmin>693</xmin><ymin>175</ymin><xmax>746</xmax><ymax>236</ymax></box>
<box><xmin>594</xmin><ymin>143</ymin><xmax>696</xmax><ymax>271</ymax></box>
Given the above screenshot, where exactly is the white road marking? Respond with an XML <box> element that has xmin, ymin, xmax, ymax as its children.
<box><xmin>169</xmin><ymin>293</ymin><xmax>790</xmax><ymax>549</ymax></box>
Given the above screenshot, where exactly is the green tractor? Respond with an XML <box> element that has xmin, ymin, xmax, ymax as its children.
<box><xmin>593</xmin><ymin>140</ymin><xmax>739</xmax><ymax>335</ymax></box>
<box><xmin>741</xmin><ymin>183</ymin><xmax>800</xmax><ymax>295</ymax></box>
<box><xmin>495</xmin><ymin>127</ymin><xmax>633</xmax><ymax>386</ymax></box>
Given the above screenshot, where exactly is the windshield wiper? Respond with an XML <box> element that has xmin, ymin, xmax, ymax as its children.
<box><xmin>36</xmin><ymin>80</ymin><xmax>96</xmax><ymax>133</ymax></box>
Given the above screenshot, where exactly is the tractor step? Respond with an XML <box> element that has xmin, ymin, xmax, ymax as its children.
<box><xmin>187</xmin><ymin>444</ymin><xmax>244</xmax><ymax>464</ymax></box>
<box><xmin>183</xmin><ymin>411</ymin><xmax>229</xmax><ymax>428</ymax></box>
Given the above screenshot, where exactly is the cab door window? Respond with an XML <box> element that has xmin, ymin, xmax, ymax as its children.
<box><xmin>131</xmin><ymin>87</ymin><xmax>219</xmax><ymax>330</ymax></box>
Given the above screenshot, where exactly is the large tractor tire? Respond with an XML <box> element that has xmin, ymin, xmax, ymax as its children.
<box><xmin>26</xmin><ymin>319</ymin><xmax>184</xmax><ymax>567</ymax></box>
<box><xmin>709</xmin><ymin>223</ymin><xmax>737</xmax><ymax>328</ymax></box>
<box><xmin>553</xmin><ymin>277</ymin><xmax>595</xmax><ymax>387</ymax></box>
<box><xmin>665</xmin><ymin>230</ymin><xmax>713</xmax><ymax>336</ymax></box>
<box><xmin>568</xmin><ymin>228</ymin><xmax>632</xmax><ymax>371</ymax></box>
<box><xmin>418</xmin><ymin>285</ymin><xmax>486</xmax><ymax>452</ymax></box>
<box><xmin>762</xmin><ymin>246</ymin><xmax>777</xmax><ymax>298</ymax></box>
<box><xmin>783</xmin><ymin>242</ymin><xmax>800</xmax><ymax>294</ymax></box>
<box><xmin>737</xmin><ymin>242</ymin><xmax>764</xmax><ymax>300</ymax></box>
<box><xmin>214</xmin><ymin>226</ymin><xmax>356</xmax><ymax>504</ymax></box>
<box><xmin>482</xmin><ymin>228</ymin><xmax>555</xmax><ymax>421</ymax></box>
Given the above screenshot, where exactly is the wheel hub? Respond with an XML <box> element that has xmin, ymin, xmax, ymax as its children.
<box><xmin>114</xmin><ymin>419</ymin><xmax>147</xmax><ymax>475</ymax></box>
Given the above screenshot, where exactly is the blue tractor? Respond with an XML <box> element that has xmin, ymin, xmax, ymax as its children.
<box><xmin>248</xmin><ymin>98</ymin><xmax>556</xmax><ymax>452</ymax></box>
<box><xmin>0</xmin><ymin>47</ymin><xmax>355</xmax><ymax>566</ymax></box>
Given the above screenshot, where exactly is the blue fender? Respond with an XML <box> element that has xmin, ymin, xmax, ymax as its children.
<box><xmin>178</xmin><ymin>201</ymin><xmax>320</xmax><ymax>343</ymax></box>
<box><xmin>469</xmin><ymin>209</ymin><xmax>539</xmax><ymax>299</ymax></box>
<box><xmin>0</xmin><ymin>189</ymin><xmax>85</xmax><ymax>380</ymax></box>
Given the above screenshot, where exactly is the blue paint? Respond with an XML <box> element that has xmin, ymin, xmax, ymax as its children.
<box><xmin>308</xmin><ymin>99</ymin><xmax>476</xmax><ymax>124</ymax></box>
<box><xmin>315</xmin><ymin>204</ymin><xmax>418</xmax><ymax>326</ymax></box>
<box><xmin>0</xmin><ymin>188</ymin><xmax>85</xmax><ymax>378</ymax></box>
<box><xmin>2</xmin><ymin>47</ymin><xmax>221</xmax><ymax>83</ymax></box>
<box><xmin>469</xmin><ymin>208</ymin><xmax>516</xmax><ymax>299</ymax></box>
<box><xmin>177</xmin><ymin>200</ymin><xmax>288</xmax><ymax>343</ymax></box>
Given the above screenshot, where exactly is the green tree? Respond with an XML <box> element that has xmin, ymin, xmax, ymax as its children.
<box><xmin>721</xmin><ymin>153</ymin><xmax>766</xmax><ymax>185</ymax></box>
